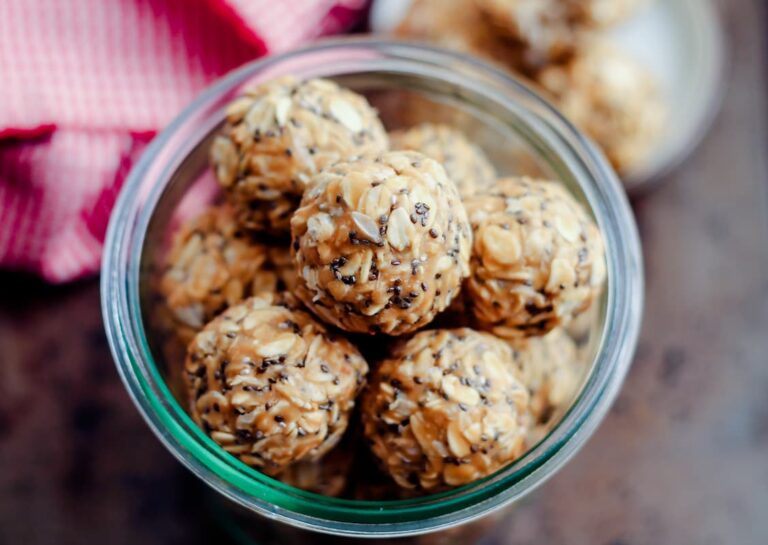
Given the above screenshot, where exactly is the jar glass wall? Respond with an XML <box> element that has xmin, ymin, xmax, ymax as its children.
<box><xmin>101</xmin><ymin>38</ymin><xmax>643</xmax><ymax>539</ymax></box>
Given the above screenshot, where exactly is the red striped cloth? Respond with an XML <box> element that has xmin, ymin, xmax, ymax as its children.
<box><xmin>0</xmin><ymin>0</ymin><xmax>368</xmax><ymax>282</ymax></box>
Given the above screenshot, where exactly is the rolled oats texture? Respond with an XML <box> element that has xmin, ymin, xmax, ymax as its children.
<box><xmin>291</xmin><ymin>150</ymin><xmax>472</xmax><ymax>336</ymax></box>
<box><xmin>185</xmin><ymin>292</ymin><xmax>369</xmax><ymax>475</ymax></box>
<box><xmin>535</xmin><ymin>40</ymin><xmax>665</xmax><ymax>176</ymax></box>
<box><xmin>464</xmin><ymin>177</ymin><xmax>605</xmax><ymax>339</ymax></box>
<box><xmin>389</xmin><ymin>123</ymin><xmax>497</xmax><ymax>198</ymax></box>
<box><xmin>159</xmin><ymin>205</ymin><xmax>287</xmax><ymax>344</ymax></box>
<box><xmin>361</xmin><ymin>328</ymin><xmax>530</xmax><ymax>490</ymax></box>
<box><xmin>211</xmin><ymin>76</ymin><xmax>388</xmax><ymax>234</ymax></box>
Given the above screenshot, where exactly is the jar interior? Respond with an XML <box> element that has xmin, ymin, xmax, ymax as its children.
<box><xmin>138</xmin><ymin>71</ymin><xmax>606</xmax><ymax>506</ymax></box>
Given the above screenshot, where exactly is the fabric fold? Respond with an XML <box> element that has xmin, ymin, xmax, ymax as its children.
<box><xmin>0</xmin><ymin>0</ymin><xmax>368</xmax><ymax>281</ymax></box>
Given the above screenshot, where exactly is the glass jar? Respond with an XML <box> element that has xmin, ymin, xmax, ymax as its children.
<box><xmin>101</xmin><ymin>38</ymin><xmax>643</xmax><ymax>541</ymax></box>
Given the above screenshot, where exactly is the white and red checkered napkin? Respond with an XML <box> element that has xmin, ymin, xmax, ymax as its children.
<box><xmin>0</xmin><ymin>0</ymin><xmax>368</xmax><ymax>282</ymax></box>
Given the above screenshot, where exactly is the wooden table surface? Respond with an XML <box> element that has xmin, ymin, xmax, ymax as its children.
<box><xmin>1</xmin><ymin>1</ymin><xmax>766</xmax><ymax>543</ymax></box>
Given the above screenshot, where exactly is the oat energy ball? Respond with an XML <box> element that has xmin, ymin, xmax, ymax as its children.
<box><xmin>511</xmin><ymin>328</ymin><xmax>582</xmax><ymax>424</ymax></box>
<box><xmin>211</xmin><ymin>77</ymin><xmax>388</xmax><ymax>234</ymax></box>
<box><xmin>390</xmin><ymin>124</ymin><xmax>497</xmax><ymax>198</ymax></box>
<box><xmin>396</xmin><ymin>0</ymin><xmax>529</xmax><ymax>73</ymax></box>
<box><xmin>291</xmin><ymin>151</ymin><xmax>472</xmax><ymax>336</ymax></box>
<box><xmin>160</xmin><ymin>205</ymin><xmax>278</xmax><ymax>343</ymax></box>
<box><xmin>476</xmin><ymin>0</ymin><xmax>647</xmax><ymax>64</ymax></box>
<box><xmin>362</xmin><ymin>329</ymin><xmax>530</xmax><ymax>490</ymax></box>
<box><xmin>464</xmin><ymin>177</ymin><xmax>605</xmax><ymax>339</ymax></box>
<box><xmin>535</xmin><ymin>42</ymin><xmax>665</xmax><ymax>176</ymax></box>
<box><xmin>476</xmin><ymin>0</ymin><xmax>583</xmax><ymax>64</ymax></box>
<box><xmin>185</xmin><ymin>293</ymin><xmax>369</xmax><ymax>475</ymax></box>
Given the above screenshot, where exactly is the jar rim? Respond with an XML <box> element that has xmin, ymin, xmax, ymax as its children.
<box><xmin>101</xmin><ymin>37</ymin><xmax>643</xmax><ymax>537</ymax></box>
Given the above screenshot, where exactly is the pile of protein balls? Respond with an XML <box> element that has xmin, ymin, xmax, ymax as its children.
<box><xmin>158</xmin><ymin>76</ymin><xmax>606</xmax><ymax>497</ymax></box>
<box><xmin>394</xmin><ymin>0</ymin><xmax>665</xmax><ymax>178</ymax></box>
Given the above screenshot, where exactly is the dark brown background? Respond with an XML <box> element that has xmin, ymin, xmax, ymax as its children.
<box><xmin>1</xmin><ymin>1</ymin><xmax>766</xmax><ymax>543</ymax></box>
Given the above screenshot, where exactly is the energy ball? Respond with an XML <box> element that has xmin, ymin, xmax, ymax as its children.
<box><xmin>464</xmin><ymin>177</ymin><xmax>605</xmax><ymax>339</ymax></box>
<box><xmin>185</xmin><ymin>292</ymin><xmax>369</xmax><ymax>475</ymax></box>
<box><xmin>160</xmin><ymin>205</ymin><xmax>280</xmax><ymax>343</ymax></box>
<box><xmin>395</xmin><ymin>0</ymin><xmax>530</xmax><ymax>74</ymax></box>
<box><xmin>361</xmin><ymin>328</ymin><xmax>530</xmax><ymax>490</ymax></box>
<box><xmin>389</xmin><ymin>124</ymin><xmax>497</xmax><ymax>198</ymax></box>
<box><xmin>535</xmin><ymin>41</ymin><xmax>665</xmax><ymax>176</ymax></box>
<box><xmin>476</xmin><ymin>0</ymin><xmax>647</xmax><ymax>65</ymax></box>
<box><xmin>291</xmin><ymin>151</ymin><xmax>472</xmax><ymax>336</ymax></box>
<box><xmin>511</xmin><ymin>328</ymin><xmax>583</xmax><ymax>425</ymax></box>
<box><xmin>211</xmin><ymin>77</ymin><xmax>388</xmax><ymax>234</ymax></box>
